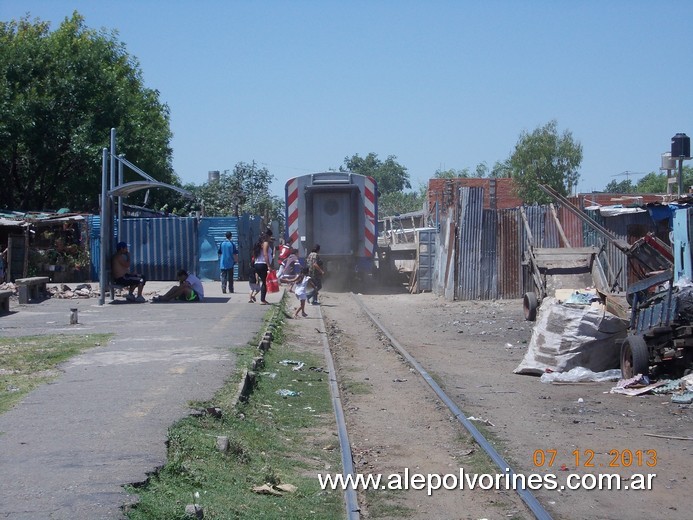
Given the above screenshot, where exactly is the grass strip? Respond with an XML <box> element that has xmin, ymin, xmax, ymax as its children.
<box><xmin>0</xmin><ymin>334</ymin><xmax>112</xmax><ymax>415</ymax></box>
<box><xmin>125</xmin><ymin>302</ymin><xmax>344</xmax><ymax>520</ymax></box>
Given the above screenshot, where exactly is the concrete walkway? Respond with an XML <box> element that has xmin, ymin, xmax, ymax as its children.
<box><xmin>0</xmin><ymin>281</ymin><xmax>280</xmax><ymax>519</ymax></box>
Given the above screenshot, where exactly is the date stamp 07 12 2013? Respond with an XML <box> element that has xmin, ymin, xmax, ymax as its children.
<box><xmin>532</xmin><ymin>449</ymin><xmax>657</xmax><ymax>469</ymax></box>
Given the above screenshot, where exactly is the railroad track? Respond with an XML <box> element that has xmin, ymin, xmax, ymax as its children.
<box><xmin>317</xmin><ymin>293</ymin><xmax>554</xmax><ymax>520</ymax></box>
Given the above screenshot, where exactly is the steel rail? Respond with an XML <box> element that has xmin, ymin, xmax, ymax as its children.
<box><xmin>316</xmin><ymin>305</ymin><xmax>360</xmax><ymax>519</ymax></box>
<box><xmin>352</xmin><ymin>293</ymin><xmax>554</xmax><ymax>520</ymax></box>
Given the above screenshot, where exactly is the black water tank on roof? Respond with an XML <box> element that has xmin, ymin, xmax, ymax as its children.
<box><xmin>671</xmin><ymin>133</ymin><xmax>690</xmax><ymax>158</ymax></box>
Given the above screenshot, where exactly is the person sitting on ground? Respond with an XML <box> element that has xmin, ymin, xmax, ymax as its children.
<box><xmin>111</xmin><ymin>242</ymin><xmax>146</xmax><ymax>302</ymax></box>
<box><xmin>152</xmin><ymin>269</ymin><xmax>205</xmax><ymax>303</ymax></box>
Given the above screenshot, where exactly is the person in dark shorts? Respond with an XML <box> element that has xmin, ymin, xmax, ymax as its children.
<box><xmin>307</xmin><ymin>244</ymin><xmax>324</xmax><ymax>305</ymax></box>
<box><xmin>111</xmin><ymin>242</ymin><xmax>146</xmax><ymax>302</ymax></box>
<box><xmin>248</xmin><ymin>264</ymin><xmax>261</xmax><ymax>303</ymax></box>
<box><xmin>152</xmin><ymin>269</ymin><xmax>205</xmax><ymax>303</ymax></box>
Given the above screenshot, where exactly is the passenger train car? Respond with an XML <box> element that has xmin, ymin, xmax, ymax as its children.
<box><xmin>284</xmin><ymin>172</ymin><xmax>378</xmax><ymax>278</ymax></box>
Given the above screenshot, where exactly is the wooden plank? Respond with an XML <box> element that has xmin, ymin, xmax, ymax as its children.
<box><xmin>536</xmin><ymin>259</ymin><xmax>592</xmax><ymax>269</ymax></box>
<box><xmin>534</xmin><ymin>247</ymin><xmax>598</xmax><ymax>255</ymax></box>
<box><xmin>549</xmin><ymin>203</ymin><xmax>571</xmax><ymax>247</ymax></box>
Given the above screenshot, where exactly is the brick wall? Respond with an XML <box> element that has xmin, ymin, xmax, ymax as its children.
<box><xmin>427</xmin><ymin>178</ymin><xmax>523</xmax><ymax>211</ymax></box>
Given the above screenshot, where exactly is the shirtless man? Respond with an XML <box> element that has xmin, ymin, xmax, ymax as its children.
<box><xmin>111</xmin><ymin>242</ymin><xmax>146</xmax><ymax>302</ymax></box>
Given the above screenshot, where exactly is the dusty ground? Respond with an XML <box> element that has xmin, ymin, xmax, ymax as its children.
<box><xmin>316</xmin><ymin>289</ymin><xmax>692</xmax><ymax>520</ymax></box>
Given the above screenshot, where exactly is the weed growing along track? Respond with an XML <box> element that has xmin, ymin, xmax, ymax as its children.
<box><xmin>125</xmin><ymin>301</ymin><xmax>345</xmax><ymax>520</ymax></box>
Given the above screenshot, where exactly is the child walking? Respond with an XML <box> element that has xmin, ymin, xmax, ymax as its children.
<box><xmin>288</xmin><ymin>267</ymin><xmax>315</xmax><ymax>318</ymax></box>
<box><xmin>248</xmin><ymin>264</ymin><xmax>261</xmax><ymax>303</ymax></box>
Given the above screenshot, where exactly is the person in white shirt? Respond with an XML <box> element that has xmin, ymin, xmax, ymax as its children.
<box><xmin>285</xmin><ymin>267</ymin><xmax>316</xmax><ymax>318</ymax></box>
<box><xmin>152</xmin><ymin>269</ymin><xmax>205</xmax><ymax>303</ymax></box>
<box><xmin>253</xmin><ymin>229</ymin><xmax>274</xmax><ymax>305</ymax></box>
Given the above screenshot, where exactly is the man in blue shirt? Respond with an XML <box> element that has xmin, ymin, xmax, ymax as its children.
<box><xmin>219</xmin><ymin>231</ymin><xmax>239</xmax><ymax>293</ymax></box>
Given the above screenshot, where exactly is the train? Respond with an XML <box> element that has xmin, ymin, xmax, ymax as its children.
<box><xmin>284</xmin><ymin>172</ymin><xmax>378</xmax><ymax>280</ymax></box>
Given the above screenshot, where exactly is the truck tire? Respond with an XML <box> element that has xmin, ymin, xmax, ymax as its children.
<box><xmin>620</xmin><ymin>335</ymin><xmax>649</xmax><ymax>379</ymax></box>
<box><xmin>523</xmin><ymin>292</ymin><xmax>538</xmax><ymax>321</ymax></box>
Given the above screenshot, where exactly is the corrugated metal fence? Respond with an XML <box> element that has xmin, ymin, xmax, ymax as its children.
<box><xmin>451</xmin><ymin>187</ymin><xmax>657</xmax><ymax>301</ymax></box>
<box><xmin>88</xmin><ymin>215</ymin><xmax>261</xmax><ymax>282</ymax></box>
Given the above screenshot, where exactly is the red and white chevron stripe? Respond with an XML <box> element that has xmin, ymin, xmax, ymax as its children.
<box><xmin>286</xmin><ymin>178</ymin><xmax>300</xmax><ymax>249</ymax></box>
<box><xmin>364</xmin><ymin>176</ymin><xmax>376</xmax><ymax>257</ymax></box>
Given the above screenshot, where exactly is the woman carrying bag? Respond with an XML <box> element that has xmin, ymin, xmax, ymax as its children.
<box><xmin>253</xmin><ymin>229</ymin><xmax>274</xmax><ymax>305</ymax></box>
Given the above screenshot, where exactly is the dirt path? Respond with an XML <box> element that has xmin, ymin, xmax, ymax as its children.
<box><xmin>320</xmin><ymin>293</ymin><xmax>528</xmax><ymax>519</ymax></box>
<box><xmin>320</xmin><ymin>290</ymin><xmax>692</xmax><ymax>520</ymax></box>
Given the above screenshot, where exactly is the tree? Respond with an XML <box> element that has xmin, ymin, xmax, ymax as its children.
<box><xmin>340</xmin><ymin>152</ymin><xmax>422</xmax><ymax>216</ymax></box>
<box><xmin>434</xmin><ymin>167</ymin><xmax>471</xmax><ymax>179</ymax></box>
<box><xmin>604</xmin><ymin>179</ymin><xmax>636</xmax><ymax>194</ymax></box>
<box><xmin>635</xmin><ymin>167</ymin><xmax>693</xmax><ymax>194</ymax></box>
<box><xmin>379</xmin><ymin>191</ymin><xmax>424</xmax><ymax>217</ymax></box>
<box><xmin>474</xmin><ymin>162</ymin><xmax>489</xmax><ymax>178</ymax></box>
<box><xmin>491</xmin><ymin>159</ymin><xmax>512</xmax><ymax>178</ymax></box>
<box><xmin>434</xmin><ymin>163</ymin><xmax>489</xmax><ymax>179</ymax></box>
<box><xmin>0</xmin><ymin>13</ymin><xmax>178</xmax><ymax>212</ymax></box>
<box><xmin>194</xmin><ymin>161</ymin><xmax>284</xmax><ymax>224</ymax></box>
<box><xmin>341</xmin><ymin>153</ymin><xmax>411</xmax><ymax>195</ymax></box>
<box><xmin>507</xmin><ymin>120</ymin><xmax>582</xmax><ymax>204</ymax></box>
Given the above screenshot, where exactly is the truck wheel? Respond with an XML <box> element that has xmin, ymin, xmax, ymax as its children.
<box><xmin>523</xmin><ymin>292</ymin><xmax>538</xmax><ymax>321</ymax></box>
<box><xmin>620</xmin><ymin>335</ymin><xmax>649</xmax><ymax>379</ymax></box>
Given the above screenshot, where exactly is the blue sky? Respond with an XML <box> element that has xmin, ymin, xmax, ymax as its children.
<box><xmin>3</xmin><ymin>1</ymin><xmax>693</xmax><ymax>197</ymax></box>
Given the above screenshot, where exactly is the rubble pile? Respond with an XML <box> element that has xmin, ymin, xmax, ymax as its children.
<box><xmin>47</xmin><ymin>284</ymin><xmax>98</xmax><ymax>299</ymax></box>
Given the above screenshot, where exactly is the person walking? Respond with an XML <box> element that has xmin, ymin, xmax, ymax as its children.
<box><xmin>286</xmin><ymin>267</ymin><xmax>316</xmax><ymax>318</ymax></box>
<box><xmin>307</xmin><ymin>244</ymin><xmax>324</xmax><ymax>305</ymax></box>
<box><xmin>277</xmin><ymin>247</ymin><xmax>300</xmax><ymax>284</ymax></box>
<box><xmin>218</xmin><ymin>231</ymin><xmax>238</xmax><ymax>294</ymax></box>
<box><xmin>253</xmin><ymin>229</ymin><xmax>274</xmax><ymax>305</ymax></box>
<box><xmin>247</xmin><ymin>264</ymin><xmax>261</xmax><ymax>303</ymax></box>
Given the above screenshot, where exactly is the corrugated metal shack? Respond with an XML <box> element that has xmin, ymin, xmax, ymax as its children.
<box><xmin>428</xmin><ymin>178</ymin><xmax>670</xmax><ymax>301</ymax></box>
<box><xmin>0</xmin><ymin>211</ymin><xmax>88</xmax><ymax>282</ymax></box>
<box><xmin>0</xmin><ymin>210</ymin><xmax>262</xmax><ymax>284</ymax></box>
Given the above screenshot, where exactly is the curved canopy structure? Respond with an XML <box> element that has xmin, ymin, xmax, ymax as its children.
<box><xmin>108</xmin><ymin>181</ymin><xmax>193</xmax><ymax>199</ymax></box>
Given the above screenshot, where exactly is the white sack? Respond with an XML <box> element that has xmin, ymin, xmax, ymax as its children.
<box><xmin>514</xmin><ymin>297</ymin><xmax>628</xmax><ymax>376</ymax></box>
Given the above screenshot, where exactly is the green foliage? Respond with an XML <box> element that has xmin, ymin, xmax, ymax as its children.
<box><xmin>193</xmin><ymin>161</ymin><xmax>285</xmax><ymax>224</ymax></box>
<box><xmin>340</xmin><ymin>152</ymin><xmax>421</xmax><ymax>216</ymax></box>
<box><xmin>434</xmin><ymin>163</ymin><xmax>489</xmax><ymax>179</ymax></box>
<box><xmin>434</xmin><ymin>167</ymin><xmax>471</xmax><ymax>178</ymax></box>
<box><xmin>604</xmin><ymin>179</ymin><xmax>636</xmax><ymax>194</ymax></box>
<box><xmin>475</xmin><ymin>162</ymin><xmax>489</xmax><ymax>178</ymax></box>
<box><xmin>341</xmin><ymin>152</ymin><xmax>411</xmax><ymax>194</ymax></box>
<box><xmin>507</xmin><ymin>120</ymin><xmax>582</xmax><ymax>204</ymax></box>
<box><xmin>635</xmin><ymin>172</ymin><xmax>666</xmax><ymax>193</ymax></box>
<box><xmin>635</xmin><ymin>167</ymin><xmax>693</xmax><ymax>194</ymax></box>
<box><xmin>0</xmin><ymin>13</ymin><xmax>178</xmax><ymax>211</ymax></box>
<box><xmin>599</xmin><ymin>167</ymin><xmax>693</xmax><ymax>194</ymax></box>
<box><xmin>125</xmin><ymin>303</ymin><xmax>342</xmax><ymax>519</ymax></box>
<box><xmin>491</xmin><ymin>159</ymin><xmax>512</xmax><ymax>178</ymax></box>
<box><xmin>379</xmin><ymin>190</ymin><xmax>424</xmax><ymax>217</ymax></box>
